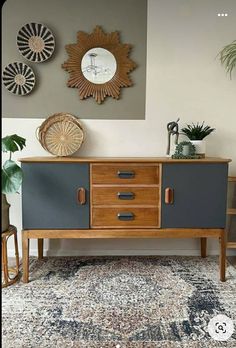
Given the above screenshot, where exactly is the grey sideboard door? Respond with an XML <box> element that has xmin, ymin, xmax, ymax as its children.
<box><xmin>22</xmin><ymin>163</ymin><xmax>90</xmax><ymax>229</ymax></box>
<box><xmin>161</xmin><ymin>163</ymin><xmax>228</xmax><ymax>228</ymax></box>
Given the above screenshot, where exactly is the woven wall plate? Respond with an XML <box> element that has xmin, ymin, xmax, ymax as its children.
<box><xmin>2</xmin><ymin>62</ymin><xmax>35</xmax><ymax>95</ymax></box>
<box><xmin>37</xmin><ymin>113</ymin><xmax>84</xmax><ymax>157</ymax></box>
<box><xmin>17</xmin><ymin>23</ymin><xmax>55</xmax><ymax>63</ymax></box>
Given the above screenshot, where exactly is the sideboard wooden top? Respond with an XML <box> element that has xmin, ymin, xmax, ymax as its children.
<box><xmin>19</xmin><ymin>157</ymin><xmax>232</xmax><ymax>163</ymax></box>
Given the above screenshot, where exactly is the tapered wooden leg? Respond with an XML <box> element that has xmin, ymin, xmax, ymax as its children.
<box><xmin>38</xmin><ymin>239</ymin><xmax>43</xmax><ymax>260</ymax></box>
<box><xmin>200</xmin><ymin>238</ymin><xmax>207</xmax><ymax>258</ymax></box>
<box><xmin>219</xmin><ymin>229</ymin><xmax>226</xmax><ymax>282</ymax></box>
<box><xmin>22</xmin><ymin>231</ymin><xmax>29</xmax><ymax>283</ymax></box>
<box><xmin>2</xmin><ymin>236</ymin><xmax>9</xmax><ymax>285</ymax></box>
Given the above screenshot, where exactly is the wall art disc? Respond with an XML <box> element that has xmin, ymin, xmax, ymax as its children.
<box><xmin>2</xmin><ymin>62</ymin><xmax>35</xmax><ymax>95</ymax></box>
<box><xmin>17</xmin><ymin>23</ymin><xmax>55</xmax><ymax>62</ymax></box>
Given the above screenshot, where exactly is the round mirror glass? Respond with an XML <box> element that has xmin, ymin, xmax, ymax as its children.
<box><xmin>81</xmin><ymin>47</ymin><xmax>117</xmax><ymax>84</ymax></box>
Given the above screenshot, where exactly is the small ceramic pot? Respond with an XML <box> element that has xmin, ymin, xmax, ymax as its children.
<box><xmin>182</xmin><ymin>144</ymin><xmax>190</xmax><ymax>156</ymax></box>
<box><xmin>191</xmin><ymin>140</ymin><xmax>206</xmax><ymax>158</ymax></box>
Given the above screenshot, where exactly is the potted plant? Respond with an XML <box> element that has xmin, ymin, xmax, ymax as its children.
<box><xmin>181</xmin><ymin>122</ymin><xmax>215</xmax><ymax>158</ymax></box>
<box><xmin>218</xmin><ymin>40</ymin><xmax>236</xmax><ymax>79</ymax></box>
<box><xmin>2</xmin><ymin>134</ymin><xmax>26</xmax><ymax>232</ymax></box>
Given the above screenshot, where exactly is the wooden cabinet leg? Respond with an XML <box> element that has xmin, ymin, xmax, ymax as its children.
<box><xmin>200</xmin><ymin>238</ymin><xmax>207</xmax><ymax>258</ymax></box>
<box><xmin>38</xmin><ymin>239</ymin><xmax>43</xmax><ymax>260</ymax></box>
<box><xmin>22</xmin><ymin>231</ymin><xmax>29</xmax><ymax>283</ymax></box>
<box><xmin>219</xmin><ymin>229</ymin><xmax>226</xmax><ymax>282</ymax></box>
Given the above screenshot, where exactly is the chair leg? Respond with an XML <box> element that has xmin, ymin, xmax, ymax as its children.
<box><xmin>14</xmin><ymin>230</ymin><xmax>20</xmax><ymax>273</ymax></box>
<box><xmin>2</xmin><ymin>236</ymin><xmax>9</xmax><ymax>286</ymax></box>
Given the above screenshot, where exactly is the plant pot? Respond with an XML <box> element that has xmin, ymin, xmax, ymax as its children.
<box><xmin>191</xmin><ymin>140</ymin><xmax>206</xmax><ymax>158</ymax></box>
<box><xmin>182</xmin><ymin>144</ymin><xmax>190</xmax><ymax>156</ymax></box>
<box><xmin>2</xmin><ymin>194</ymin><xmax>10</xmax><ymax>232</ymax></box>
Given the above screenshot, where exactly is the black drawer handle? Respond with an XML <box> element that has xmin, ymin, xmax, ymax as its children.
<box><xmin>117</xmin><ymin>212</ymin><xmax>135</xmax><ymax>221</ymax></box>
<box><xmin>117</xmin><ymin>192</ymin><xmax>135</xmax><ymax>200</ymax></box>
<box><xmin>117</xmin><ymin>170</ymin><xmax>135</xmax><ymax>179</ymax></box>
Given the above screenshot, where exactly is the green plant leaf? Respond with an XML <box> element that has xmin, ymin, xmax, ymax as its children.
<box><xmin>2</xmin><ymin>134</ymin><xmax>26</xmax><ymax>153</ymax></box>
<box><xmin>2</xmin><ymin>160</ymin><xmax>23</xmax><ymax>194</ymax></box>
<box><xmin>218</xmin><ymin>40</ymin><xmax>236</xmax><ymax>79</ymax></box>
<box><xmin>181</xmin><ymin>122</ymin><xmax>215</xmax><ymax>140</ymax></box>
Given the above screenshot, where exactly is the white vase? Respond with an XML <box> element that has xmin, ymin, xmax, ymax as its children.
<box><xmin>191</xmin><ymin>140</ymin><xmax>206</xmax><ymax>158</ymax></box>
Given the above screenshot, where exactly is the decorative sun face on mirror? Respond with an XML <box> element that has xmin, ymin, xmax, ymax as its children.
<box><xmin>62</xmin><ymin>26</ymin><xmax>136</xmax><ymax>104</ymax></box>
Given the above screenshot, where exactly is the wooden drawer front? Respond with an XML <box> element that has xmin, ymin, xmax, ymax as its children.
<box><xmin>91</xmin><ymin>164</ymin><xmax>159</xmax><ymax>184</ymax></box>
<box><xmin>92</xmin><ymin>207</ymin><xmax>159</xmax><ymax>228</ymax></box>
<box><xmin>92</xmin><ymin>186</ymin><xmax>159</xmax><ymax>205</ymax></box>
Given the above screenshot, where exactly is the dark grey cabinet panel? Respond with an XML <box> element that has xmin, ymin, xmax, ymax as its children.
<box><xmin>161</xmin><ymin>163</ymin><xmax>228</xmax><ymax>228</ymax></box>
<box><xmin>22</xmin><ymin>163</ymin><xmax>90</xmax><ymax>229</ymax></box>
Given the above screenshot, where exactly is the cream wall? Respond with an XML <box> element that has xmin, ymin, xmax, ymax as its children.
<box><xmin>3</xmin><ymin>0</ymin><xmax>236</xmax><ymax>256</ymax></box>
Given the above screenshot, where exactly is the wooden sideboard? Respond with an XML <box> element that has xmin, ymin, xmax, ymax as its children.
<box><xmin>20</xmin><ymin>156</ymin><xmax>231</xmax><ymax>283</ymax></box>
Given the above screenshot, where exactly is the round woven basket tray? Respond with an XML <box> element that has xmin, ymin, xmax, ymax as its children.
<box><xmin>36</xmin><ymin>113</ymin><xmax>84</xmax><ymax>156</ymax></box>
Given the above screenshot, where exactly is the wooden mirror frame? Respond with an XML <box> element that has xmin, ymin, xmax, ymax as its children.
<box><xmin>62</xmin><ymin>26</ymin><xmax>136</xmax><ymax>104</ymax></box>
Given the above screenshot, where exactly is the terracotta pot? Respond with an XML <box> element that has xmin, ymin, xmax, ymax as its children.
<box><xmin>2</xmin><ymin>194</ymin><xmax>10</xmax><ymax>232</ymax></box>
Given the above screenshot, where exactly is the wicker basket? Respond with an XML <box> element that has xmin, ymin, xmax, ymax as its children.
<box><xmin>36</xmin><ymin>113</ymin><xmax>84</xmax><ymax>156</ymax></box>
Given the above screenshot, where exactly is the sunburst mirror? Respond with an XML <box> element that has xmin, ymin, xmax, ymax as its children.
<box><xmin>62</xmin><ymin>26</ymin><xmax>136</xmax><ymax>104</ymax></box>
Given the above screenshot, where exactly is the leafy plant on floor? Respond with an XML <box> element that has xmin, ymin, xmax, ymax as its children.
<box><xmin>181</xmin><ymin>122</ymin><xmax>215</xmax><ymax>141</ymax></box>
<box><xmin>218</xmin><ymin>40</ymin><xmax>236</xmax><ymax>79</ymax></box>
<box><xmin>2</xmin><ymin>134</ymin><xmax>26</xmax><ymax>194</ymax></box>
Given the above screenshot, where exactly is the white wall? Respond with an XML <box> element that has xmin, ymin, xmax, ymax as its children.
<box><xmin>3</xmin><ymin>0</ymin><xmax>236</xmax><ymax>256</ymax></box>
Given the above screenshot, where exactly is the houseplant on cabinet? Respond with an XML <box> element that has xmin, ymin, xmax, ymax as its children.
<box><xmin>2</xmin><ymin>134</ymin><xmax>26</xmax><ymax>232</ymax></box>
<box><xmin>181</xmin><ymin>122</ymin><xmax>215</xmax><ymax>158</ymax></box>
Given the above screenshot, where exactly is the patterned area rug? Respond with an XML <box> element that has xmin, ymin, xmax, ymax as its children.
<box><xmin>2</xmin><ymin>256</ymin><xmax>236</xmax><ymax>348</ymax></box>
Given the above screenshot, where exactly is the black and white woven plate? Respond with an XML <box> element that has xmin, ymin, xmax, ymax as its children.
<box><xmin>17</xmin><ymin>23</ymin><xmax>55</xmax><ymax>62</ymax></box>
<box><xmin>2</xmin><ymin>62</ymin><xmax>35</xmax><ymax>95</ymax></box>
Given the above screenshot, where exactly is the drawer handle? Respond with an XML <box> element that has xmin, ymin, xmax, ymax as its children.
<box><xmin>77</xmin><ymin>187</ymin><xmax>86</xmax><ymax>205</ymax></box>
<box><xmin>117</xmin><ymin>170</ymin><xmax>135</xmax><ymax>179</ymax></box>
<box><xmin>117</xmin><ymin>192</ymin><xmax>135</xmax><ymax>200</ymax></box>
<box><xmin>165</xmin><ymin>187</ymin><xmax>174</xmax><ymax>204</ymax></box>
<box><xmin>117</xmin><ymin>212</ymin><xmax>134</xmax><ymax>221</ymax></box>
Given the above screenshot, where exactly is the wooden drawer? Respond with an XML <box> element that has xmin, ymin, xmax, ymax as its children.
<box><xmin>91</xmin><ymin>164</ymin><xmax>159</xmax><ymax>184</ymax></box>
<box><xmin>92</xmin><ymin>186</ymin><xmax>159</xmax><ymax>205</ymax></box>
<box><xmin>92</xmin><ymin>207</ymin><xmax>159</xmax><ymax>228</ymax></box>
